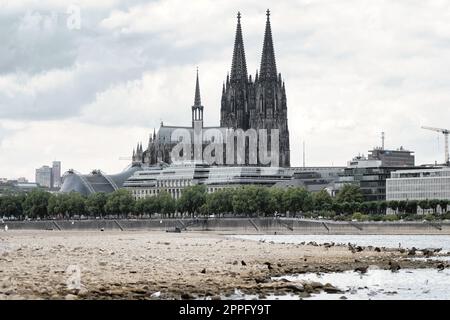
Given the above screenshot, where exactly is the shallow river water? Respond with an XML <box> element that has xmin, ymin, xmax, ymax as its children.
<box><xmin>231</xmin><ymin>234</ymin><xmax>450</xmax><ymax>300</ymax></box>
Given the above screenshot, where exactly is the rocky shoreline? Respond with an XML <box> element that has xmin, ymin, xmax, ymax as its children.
<box><xmin>0</xmin><ymin>231</ymin><xmax>448</xmax><ymax>300</ymax></box>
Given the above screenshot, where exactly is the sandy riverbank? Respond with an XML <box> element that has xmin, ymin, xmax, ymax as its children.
<box><xmin>0</xmin><ymin>231</ymin><xmax>445</xmax><ymax>300</ymax></box>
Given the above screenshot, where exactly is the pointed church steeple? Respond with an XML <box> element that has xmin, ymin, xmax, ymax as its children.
<box><xmin>192</xmin><ymin>69</ymin><xmax>204</xmax><ymax>126</ymax></box>
<box><xmin>194</xmin><ymin>68</ymin><xmax>201</xmax><ymax>106</ymax></box>
<box><xmin>230</xmin><ymin>12</ymin><xmax>248</xmax><ymax>83</ymax></box>
<box><xmin>259</xmin><ymin>9</ymin><xmax>277</xmax><ymax>81</ymax></box>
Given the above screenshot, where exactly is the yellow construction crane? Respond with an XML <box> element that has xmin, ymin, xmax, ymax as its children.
<box><xmin>422</xmin><ymin>126</ymin><xmax>449</xmax><ymax>165</ymax></box>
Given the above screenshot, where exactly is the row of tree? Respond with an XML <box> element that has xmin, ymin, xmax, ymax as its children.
<box><xmin>0</xmin><ymin>184</ymin><xmax>449</xmax><ymax>220</ymax></box>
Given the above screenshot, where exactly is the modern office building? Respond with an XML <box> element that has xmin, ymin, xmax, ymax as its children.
<box><xmin>35</xmin><ymin>165</ymin><xmax>53</xmax><ymax>188</ymax></box>
<box><xmin>368</xmin><ymin>146</ymin><xmax>415</xmax><ymax>167</ymax></box>
<box><xmin>335</xmin><ymin>152</ymin><xmax>417</xmax><ymax>201</ymax></box>
<box><xmin>35</xmin><ymin>161</ymin><xmax>62</xmax><ymax>189</ymax></box>
<box><xmin>386</xmin><ymin>167</ymin><xmax>450</xmax><ymax>201</ymax></box>
<box><xmin>275</xmin><ymin>167</ymin><xmax>344</xmax><ymax>193</ymax></box>
<box><xmin>52</xmin><ymin>161</ymin><xmax>62</xmax><ymax>188</ymax></box>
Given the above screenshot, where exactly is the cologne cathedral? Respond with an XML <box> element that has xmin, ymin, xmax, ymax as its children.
<box><xmin>132</xmin><ymin>10</ymin><xmax>291</xmax><ymax>167</ymax></box>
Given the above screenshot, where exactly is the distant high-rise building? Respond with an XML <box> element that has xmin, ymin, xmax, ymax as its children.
<box><xmin>35</xmin><ymin>166</ymin><xmax>53</xmax><ymax>188</ymax></box>
<box><xmin>52</xmin><ymin>161</ymin><xmax>62</xmax><ymax>188</ymax></box>
<box><xmin>35</xmin><ymin>161</ymin><xmax>62</xmax><ymax>189</ymax></box>
<box><xmin>335</xmin><ymin>146</ymin><xmax>417</xmax><ymax>201</ymax></box>
<box><xmin>368</xmin><ymin>147</ymin><xmax>415</xmax><ymax>167</ymax></box>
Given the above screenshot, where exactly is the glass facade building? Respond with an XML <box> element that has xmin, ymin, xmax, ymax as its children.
<box><xmin>386</xmin><ymin>167</ymin><xmax>450</xmax><ymax>201</ymax></box>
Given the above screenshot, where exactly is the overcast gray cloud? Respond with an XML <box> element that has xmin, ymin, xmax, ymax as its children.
<box><xmin>1</xmin><ymin>0</ymin><xmax>450</xmax><ymax>180</ymax></box>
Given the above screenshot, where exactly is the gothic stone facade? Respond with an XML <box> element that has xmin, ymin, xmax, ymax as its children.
<box><xmin>132</xmin><ymin>10</ymin><xmax>291</xmax><ymax>168</ymax></box>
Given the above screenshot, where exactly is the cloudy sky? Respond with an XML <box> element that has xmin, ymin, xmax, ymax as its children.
<box><xmin>1</xmin><ymin>0</ymin><xmax>450</xmax><ymax>181</ymax></box>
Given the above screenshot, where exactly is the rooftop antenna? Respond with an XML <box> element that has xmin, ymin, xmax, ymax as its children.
<box><xmin>302</xmin><ymin>141</ymin><xmax>306</xmax><ymax>168</ymax></box>
<box><xmin>381</xmin><ymin>132</ymin><xmax>385</xmax><ymax>150</ymax></box>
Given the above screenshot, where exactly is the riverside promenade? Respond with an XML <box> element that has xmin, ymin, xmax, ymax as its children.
<box><xmin>2</xmin><ymin>218</ymin><xmax>450</xmax><ymax>235</ymax></box>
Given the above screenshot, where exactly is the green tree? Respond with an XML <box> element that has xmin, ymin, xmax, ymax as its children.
<box><xmin>439</xmin><ymin>199</ymin><xmax>449</xmax><ymax>213</ymax></box>
<box><xmin>22</xmin><ymin>189</ymin><xmax>51</xmax><ymax>219</ymax></box>
<box><xmin>268</xmin><ymin>188</ymin><xmax>287</xmax><ymax>214</ymax></box>
<box><xmin>359</xmin><ymin>202</ymin><xmax>369</xmax><ymax>214</ymax></box>
<box><xmin>405</xmin><ymin>200</ymin><xmax>418</xmax><ymax>215</ymax></box>
<box><xmin>330</xmin><ymin>201</ymin><xmax>342</xmax><ymax>215</ymax></box>
<box><xmin>387</xmin><ymin>200</ymin><xmax>399</xmax><ymax>213</ymax></box>
<box><xmin>0</xmin><ymin>195</ymin><xmax>23</xmax><ymax>219</ymax></box>
<box><xmin>205</xmin><ymin>189</ymin><xmax>234</xmax><ymax>216</ymax></box>
<box><xmin>177</xmin><ymin>185</ymin><xmax>206</xmax><ymax>216</ymax></box>
<box><xmin>105</xmin><ymin>189</ymin><xmax>135</xmax><ymax>218</ymax></box>
<box><xmin>429</xmin><ymin>199</ymin><xmax>440</xmax><ymax>214</ymax></box>
<box><xmin>397</xmin><ymin>201</ymin><xmax>408</xmax><ymax>214</ymax></box>
<box><xmin>232</xmin><ymin>186</ymin><xmax>258</xmax><ymax>216</ymax></box>
<box><xmin>313</xmin><ymin>190</ymin><xmax>333</xmax><ymax>211</ymax></box>
<box><xmin>254</xmin><ymin>186</ymin><xmax>273</xmax><ymax>216</ymax></box>
<box><xmin>48</xmin><ymin>193</ymin><xmax>70</xmax><ymax>217</ymax></box>
<box><xmin>66</xmin><ymin>192</ymin><xmax>86</xmax><ymax>217</ymax></box>
<box><xmin>418</xmin><ymin>199</ymin><xmax>430</xmax><ymax>214</ymax></box>
<box><xmin>86</xmin><ymin>192</ymin><xmax>108</xmax><ymax>218</ymax></box>
<box><xmin>283</xmin><ymin>187</ymin><xmax>313</xmax><ymax>215</ymax></box>
<box><xmin>377</xmin><ymin>201</ymin><xmax>387</xmax><ymax>215</ymax></box>
<box><xmin>134</xmin><ymin>196</ymin><xmax>160</xmax><ymax>217</ymax></box>
<box><xmin>158</xmin><ymin>191</ymin><xmax>176</xmax><ymax>218</ymax></box>
<box><xmin>336</xmin><ymin>184</ymin><xmax>364</xmax><ymax>203</ymax></box>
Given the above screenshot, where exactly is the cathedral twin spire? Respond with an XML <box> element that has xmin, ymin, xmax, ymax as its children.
<box><xmin>259</xmin><ymin>9</ymin><xmax>278</xmax><ymax>81</ymax></box>
<box><xmin>220</xmin><ymin>9</ymin><xmax>291</xmax><ymax>167</ymax></box>
<box><xmin>230</xmin><ymin>12</ymin><xmax>248</xmax><ymax>84</ymax></box>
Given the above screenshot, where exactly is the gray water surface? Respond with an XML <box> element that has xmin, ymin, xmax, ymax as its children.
<box><xmin>233</xmin><ymin>234</ymin><xmax>450</xmax><ymax>251</ymax></box>
<box><xmin>274</xmin><ymin>269</ymin><xmax>450</xmax><ymax>300</ymax></box>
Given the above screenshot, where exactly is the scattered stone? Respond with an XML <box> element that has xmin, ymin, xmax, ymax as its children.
<box><xmin>422</xmin><ymin>249</ymin><xmax>434</xmax><ymax>257</ymax></box>
<box><xmin>241</xmin><ymin>260</ymin><xmax>247</xmax><ymax>266</ymax></box>
<box><xmin>264</xmin><ymin>262</ymin><xmax>273</xmax><ymax>270</ymax></box>
<box><xmin>286</xmin><ymin>284</ymin><xmax>304</xmax><ymax>292</ymax></box>
<box><xmin>181</xmin><ymin>293</ymin><xmax>195</xmax><ymax>300</ymax></box>
<box><xmin>407</xmin><ymin>248</ymin><xmax>417</xmax><ymax>256</ymax></box>
<box><xmin>437</xmin><ymin>263</ymin><xmax>445</xmax><ymax>271</ymax></box>
<box><xmin>340</xmin><ymin>296</ymin><xmax>348</xmax><ymax>300</ymax></box>
<box><xmin>388</xmin><ymin>261</ymin><xmax>401</xmax><ymax>272</ymax></box>
<box><xmin>374</xmin><ymin>247</ymin><xmax>381</xmax><ymax>252</ymax></box>
<box><xmin>65</xmin><ymin>294</ymin><xmax>78</xmax><ymax>300</ymax></box>
<box><xmin>310</xmin><ymin>282</ymin><xmax>323</xmax><ymax>289</ymax></box>
<box><xmin>323</xmin><ymin>283</ymin><xmax>342</xmax><ymax>294</ymax></box>
<box><xmin>254</xmin><ymin>277</ymin><xmax>270</xmax><ymax>284</ymax></box>
<box><xmin>131</xmin><ymin>288</ymin><xmax>147</xmax><ymax>294</ymax></box>
<box><xmin>232</xmin><ymin>261</ymin><xmax>238</xmax><ymax>265</ymax></box>
<box><xmin>354</xmin><ymin>266</ymin><xmax>369</xmax><ymax>274</ymax></box>
<box><xmin>200</xmin><ymin>268</ymin><xmax>206</xmax><ymax>274</ymax></box>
